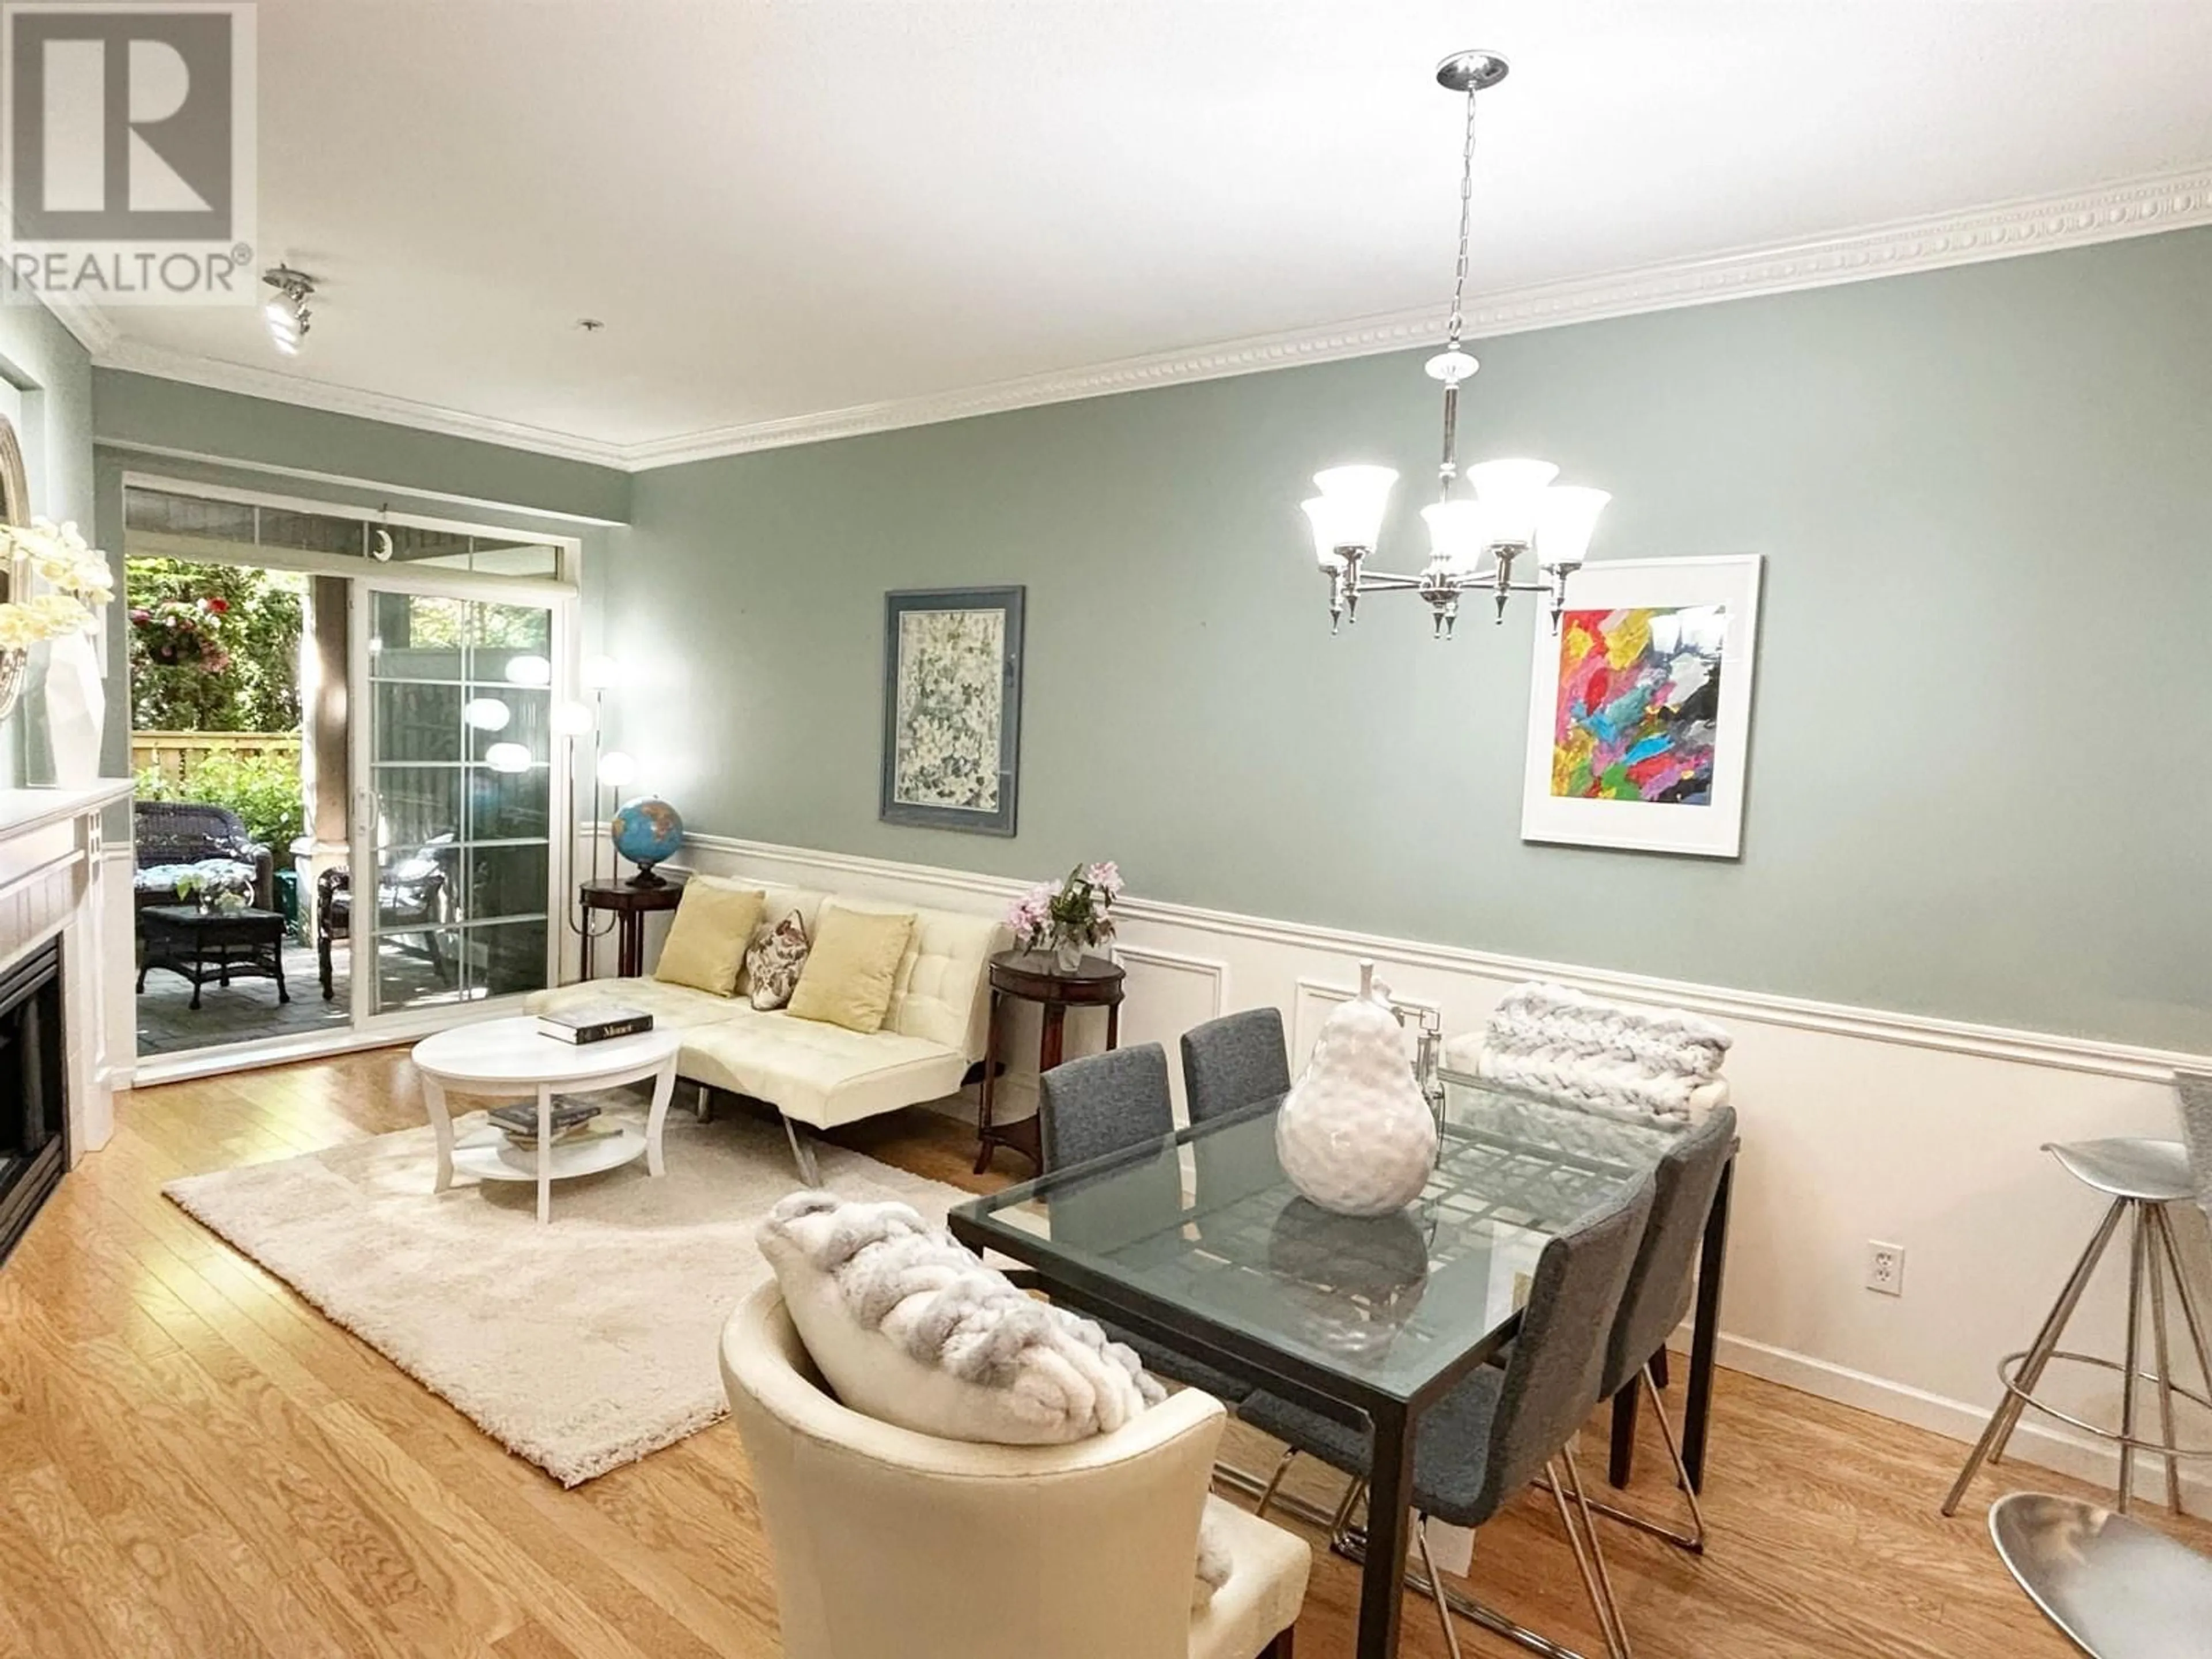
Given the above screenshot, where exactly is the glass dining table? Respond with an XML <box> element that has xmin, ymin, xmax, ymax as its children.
<box><xmin>945</xmin><ymin>1066</ymin><xmax>1736</xmax><ymax>1659</ymax></box>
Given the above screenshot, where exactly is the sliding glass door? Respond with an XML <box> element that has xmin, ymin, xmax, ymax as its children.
<box><xmin>119</xmin><ymin>474</ymin><xmax>579</xmax><ymax>1077</ymax></box>
<box><xmin>355</xmin><ymin>588</ymin><xmax>562</xmax><ymax>1018</ymax></box>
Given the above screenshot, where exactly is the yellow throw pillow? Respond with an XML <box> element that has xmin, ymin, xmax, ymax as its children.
<box><xmin>652</xmin><ymin>881</ymin><xmax>766</xmax><ymax>998</ymax></box>
<box><xmin>787</xmin><ymin>906</ymin><xmax>916</xmax><ymax>1033</ymax></box>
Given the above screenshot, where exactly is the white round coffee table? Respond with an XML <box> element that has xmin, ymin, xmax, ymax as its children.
<box><xmin>412</xmin><ymin>1016</ymin><xmax>682</xmax><ymax>1224</ymax></box>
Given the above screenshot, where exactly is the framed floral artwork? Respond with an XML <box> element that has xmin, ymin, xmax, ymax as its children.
<box><xmin>1520</xmin><ymin>555</ymin><xmax>1763</xmax><ymax>858</ymax></box>
<box><xmin>880</xmin><ymin>586</ymin><xmax>1025</xmax><ymax>836</ymax></box>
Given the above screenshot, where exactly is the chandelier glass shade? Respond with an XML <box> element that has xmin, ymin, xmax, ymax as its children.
<box><xmin>261</xmin><ymin>266</ymin><xmax>315</xmax><ymax>357</ymax></box>
<box><xmin>1305</xmin><ymin>53</ymin><xmax>1611</xmax><ymax>638</ymax></box>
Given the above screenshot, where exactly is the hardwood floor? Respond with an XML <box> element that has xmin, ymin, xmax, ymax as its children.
<box><xmin>0</xmin><ymin>1049</ymin><xmax>2199</xmax><ymax>1657</ymax></box>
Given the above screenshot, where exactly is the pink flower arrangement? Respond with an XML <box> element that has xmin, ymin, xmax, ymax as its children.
<box><xmin>1007</xmin><ymin>861</ymin><xmax>1124</xmax><ymax>953</ymax></box>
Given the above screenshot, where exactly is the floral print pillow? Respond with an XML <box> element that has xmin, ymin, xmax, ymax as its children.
<box><xmin>745</xmin><ymin>910</ymin><xmax>812</xmax><ymax>1011</ymax></box>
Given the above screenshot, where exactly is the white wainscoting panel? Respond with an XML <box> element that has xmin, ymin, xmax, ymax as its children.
<box><xmin>577</xmin><ymin>826</ymin><xmax>2211</xmax><ymax>1494</ymax></box>
<box><xmin>1114</xmin><ymin>944</ymin><xmax>1229</xmax><ymax>1122</ymax></box>
<box><xmin>1291</xmin><ymin>975</ymin><xmax>1441</xmax><ymax>1067</ymax></box>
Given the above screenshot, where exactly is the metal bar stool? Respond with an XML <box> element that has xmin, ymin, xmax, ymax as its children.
<box><xmin>1990</xmin><ymin>1491</ymin><xmax>2212</xmax><ymax>1656</ymax></box>
<box><xmin>1944</xmin><ymin>1139</ymin><xmax>2212</xmax><ymax>1518</ymax></box>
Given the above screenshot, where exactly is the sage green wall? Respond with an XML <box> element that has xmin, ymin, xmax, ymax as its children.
<box><xmin>92</xmin><ymin>370</ymin><xmax>631</xmax><ymax>526</ymax></box>
<box><xmin>604</xmin><ymin>228</ymin><xmax>2212</xmax><ymax>1052</ymax></box>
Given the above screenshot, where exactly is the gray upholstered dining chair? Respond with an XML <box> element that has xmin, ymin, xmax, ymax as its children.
<box><xmin>1181</xmin><ymin>1009</ymin><xmax>1292</xmax><ymax>1123</ymax></box>
<box><xmin>1242</xmin><ymin>1175</ymin><xmax>1657</xmax><ymax>1659</ymax></box>
<box><xmin>1041</xmin><ymin>1042</ymin><xmax>1176</xmax><ymax>1166</ymax></box>
<box><xmin>1039</xmin><ymin>1046</ymin><xmax>1258</xmax><ymax>1405</ymax></box>
<box><xmin>1577</xmin><ymin>1103</ymin><xmax>1738</xmax><ymax>1554</ymax></box>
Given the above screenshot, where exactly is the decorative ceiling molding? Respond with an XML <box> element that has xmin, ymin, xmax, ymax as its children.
<box><xmin>94</xmin><ymin>336</ymin><xmax>630</xmax><ymax>469</ymax></box>
<box><xmin>37</xmin><ymin>290</ymin><xmax>120</xmax><ymax>356</ymax></box>
<box><xmin>86</xmin><ymin>162</ymin><xmax>2212</xmax><ymax>475</ymax></box>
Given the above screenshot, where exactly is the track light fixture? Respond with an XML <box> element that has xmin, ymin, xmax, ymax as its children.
<box><xmin>261</xmin><ymin>266</ymin><xmax>315</xmax><ymax>355</ymax></box>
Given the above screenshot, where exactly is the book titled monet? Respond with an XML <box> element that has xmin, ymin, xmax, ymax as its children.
<box><xmin>535</xmin><ymin>1002</ymin><xmax>654</xmax><ymax>1044</ymax></box>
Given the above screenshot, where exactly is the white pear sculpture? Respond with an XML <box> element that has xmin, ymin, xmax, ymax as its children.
<box><xmin>1275</xmin><ymin>960</ymin><xmax>1440</xmax><ymax>1217</ymax></box>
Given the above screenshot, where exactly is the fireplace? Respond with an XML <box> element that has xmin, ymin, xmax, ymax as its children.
<box><xmin>0</xmin><ymin>937</ymin><xmax>65</xmax><ymax>1264</ymax></box>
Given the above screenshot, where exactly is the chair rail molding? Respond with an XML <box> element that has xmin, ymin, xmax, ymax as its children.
<box><xmin>87</xmin><ymin>162</ymin><xmax>2212</xmax><ymax>474</ymax></box>
<box><xmin>654</xmin><ymin>828</ymin><xmax>2210</xmax><ymax>1084</ymax></box>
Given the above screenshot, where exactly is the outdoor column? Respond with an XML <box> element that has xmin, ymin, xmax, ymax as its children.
<box><xmin>298</xmin><ymin>575</ymin><xmax>350</xmax><ymax>947</ymax></box>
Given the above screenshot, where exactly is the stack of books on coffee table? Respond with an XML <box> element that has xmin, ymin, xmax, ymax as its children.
<box><xmin>487</xmin><ymin>1100</ymin><xmax>604</xmax><ymax>1149</ymax></box>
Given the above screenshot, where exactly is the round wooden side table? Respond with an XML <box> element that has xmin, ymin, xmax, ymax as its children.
<box><xmin>974</xmin><ymin>949</ymin><xmax>1126</xmax><ymax>1175</ymax></box>
<box><xmin>579</xmin><ymin>876</ymin><xmax>688</xmax><ymax>978</ymax></box>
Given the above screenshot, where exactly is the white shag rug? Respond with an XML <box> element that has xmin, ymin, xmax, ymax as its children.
<box><xmin>164</xmin><ymin>1094</ymin><xmax>967</xmax><ymax>1486</ymax></box>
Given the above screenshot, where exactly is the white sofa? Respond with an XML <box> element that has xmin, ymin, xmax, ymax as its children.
<box><xmin>720</xmin><ymin>1282</ymin><xmax>1309</xmax><ymax>1659</ymax></box>
<box><xmin>526</xmin><ymin>884</ymin><xmax>1007</xmax><ymax>1177</ymax></box>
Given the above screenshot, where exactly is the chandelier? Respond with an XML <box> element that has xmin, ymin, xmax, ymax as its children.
<box><xmin>1301</xmin><ymin>51</ymin><xmax>1608</xmax><ymax>638</ymax></box>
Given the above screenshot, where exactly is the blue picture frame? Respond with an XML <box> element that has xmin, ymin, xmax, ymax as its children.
<box><xmin>880</xmin><ymin>586</ymin><xmax>1024</xmax><ymax>837</ymax></box>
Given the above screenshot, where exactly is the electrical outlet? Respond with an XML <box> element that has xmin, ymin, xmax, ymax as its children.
<box><xmin>1866</xmin><ymin>1241</ymin><xmax>1905</xmax><ymax>1296</ymax></box>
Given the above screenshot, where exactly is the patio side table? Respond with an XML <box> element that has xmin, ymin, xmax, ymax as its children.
<box><xmin>137</xmin><ymin>904</ymin><xmax>291</xmax><ymax>1010</ymax></box>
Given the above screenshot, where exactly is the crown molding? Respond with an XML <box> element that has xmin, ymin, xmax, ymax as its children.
<box><xmin>37</xmin><ymin>290</ymin><xmax>119</xmax><ymax>356</ymax></box>
<box><xmin>93</xmin><ymin>337</ymin><xmax>630</xmax><ymax>469</ymax></box>
<box><xmin>85</xmin><ymin>162</ymin><xmax>2212</xmax><ymax>474</ymax></box>
<box><xmin>625</xmin><ymin>162</ymin><xmax>2212</xmax><ymax>468</ymax></box>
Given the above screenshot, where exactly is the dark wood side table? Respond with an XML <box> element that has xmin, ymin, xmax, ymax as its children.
<box><xmin>579</xmin><ymin>876</ymin><xmax>688</xmax><ymax>978</ymax></box>
<box><xmin>973</xmin><ymin>949</ymin><xmax>1126</xmax><ymax>1175</ymax></box>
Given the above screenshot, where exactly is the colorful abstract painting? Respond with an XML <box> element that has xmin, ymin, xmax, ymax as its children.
<box><xmin>1550</xmin><ymin>604</ymin><xmax>1729</xmax><ymax>806</ymax></box>
<box><xmin>1522</xmin><ymin>558</ymin><xmax>1760</xmax><ymax>857</ymax></box>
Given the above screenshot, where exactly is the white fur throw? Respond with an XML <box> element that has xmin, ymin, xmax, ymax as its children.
<box><xmin>758</xmin><ymin>1191</ymin><xmax>1165</xmax><ymax>1445</ymax></box>
<box><xmin>1470</xmin><ymin>982</ymin><xmax>1733</xmax><ymax>1126</ymax></box>
<box><xmin>1193</xmin><ymin>1503</ymin><xmax>1234</xmax><ymax>1607</ymax></box>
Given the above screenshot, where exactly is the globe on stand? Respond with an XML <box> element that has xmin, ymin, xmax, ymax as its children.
<box><xmin>610</xmin><ymin>797</ymin><xmax>684</xmax><ymax>887</ymax></box>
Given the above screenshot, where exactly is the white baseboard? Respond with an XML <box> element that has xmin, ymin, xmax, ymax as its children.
<box><xmin>1703</xmin><ymin>1329</ymin><xmax>2212</xmax><ymax>1502</ymax></box>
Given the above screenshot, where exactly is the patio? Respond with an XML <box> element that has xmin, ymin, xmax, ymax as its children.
<box><xmin>135</xmin><ymin>935</ymin><xmax>464</xmax><ymax>1058</ymax></box>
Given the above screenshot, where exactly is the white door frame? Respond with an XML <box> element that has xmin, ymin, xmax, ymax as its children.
<box><xmin>122</xmin><ymin>478</ymin><xmax>582</xmax><ymax>1080</ymax></box>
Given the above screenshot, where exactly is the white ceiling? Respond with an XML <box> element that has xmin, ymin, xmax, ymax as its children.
<box><xmin>88</xmin><ymin>1</ymin><xmax>2212</xmax><ymax>467</ymax></box>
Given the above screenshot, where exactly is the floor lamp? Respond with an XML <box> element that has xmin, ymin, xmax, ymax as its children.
<box><xmin>559</xmin><ymin>654</ymin><xmax>628</xmax><ymax>949</ymax></box>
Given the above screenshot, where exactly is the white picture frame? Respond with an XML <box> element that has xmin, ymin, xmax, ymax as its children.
<box><xmin>1519</xmin><ymin>555</ymin><xmax>1763</xmax><ymax>859</ymax></box>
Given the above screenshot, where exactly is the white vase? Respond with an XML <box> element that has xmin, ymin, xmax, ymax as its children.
<box><xmin>42</xmin><ymin>631</ymin><xmax>104</xmax><ymax>786</ymax></box>
<box><xmin>1275</xmin><ymin>960</ymin><xmax>1439</xmax><ymax>1217</ymax></box>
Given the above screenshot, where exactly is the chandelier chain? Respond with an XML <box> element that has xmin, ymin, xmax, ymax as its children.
<box><xmin>1446</xmin><ymin>87</ymin><xmax>1478</xmax><ymax>349</ymax></box>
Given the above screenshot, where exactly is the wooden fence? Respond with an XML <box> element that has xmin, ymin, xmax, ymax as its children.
<box><xmin>131</xmin><ymin>729</ymin><xmax>302</xmax><ymax>787</ymax></box>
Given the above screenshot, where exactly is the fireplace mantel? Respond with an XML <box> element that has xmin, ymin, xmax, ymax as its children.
<box><xmin>0</xmin><ymin>782</ymin><xmax>134</xmax><ymax>843</ymax></box>
<box><xmin>0</xmin><ymin>778</ymin><xmax>131</xmax><ymax>1167</ymax></box>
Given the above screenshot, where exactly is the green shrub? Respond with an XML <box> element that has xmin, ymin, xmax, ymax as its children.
<box><xmin>135</xmin><ymin>751</ymin><xmax>306</xmax><ymax>851</ymax></box>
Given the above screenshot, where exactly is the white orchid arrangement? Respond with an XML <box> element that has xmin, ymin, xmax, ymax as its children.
<box><xmin>0</xmin><ymin>518</ymin><xmax>115</xmax><ymax>652</ymax></box>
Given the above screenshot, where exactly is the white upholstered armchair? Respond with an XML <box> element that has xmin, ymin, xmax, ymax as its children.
<box><xmin>719</xmin><ymin>1283</ymin><xmax>1310</xmax><ymax>1659</ymax></box>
